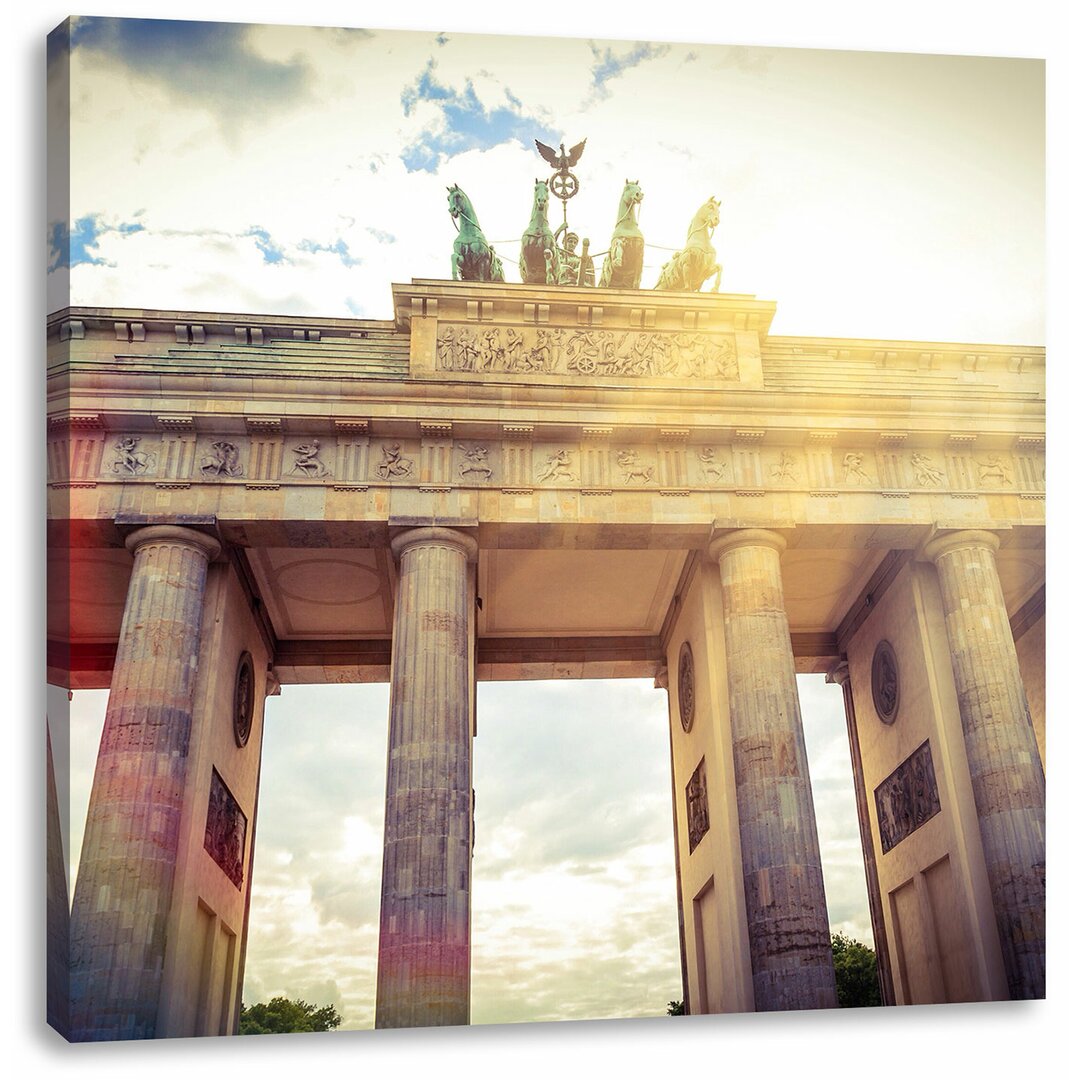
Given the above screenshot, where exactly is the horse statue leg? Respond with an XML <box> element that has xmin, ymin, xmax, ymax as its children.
<box><xmin>451</xmin><ymin>245</ymin><xmax>462</xmax><ymax>281</ymax></box>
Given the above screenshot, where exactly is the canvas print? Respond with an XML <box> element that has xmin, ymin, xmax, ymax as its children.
<box><xmin>45</xmin><ymin>16</ymin><xmax>1045</xmax><ymax>1042</ymax></box>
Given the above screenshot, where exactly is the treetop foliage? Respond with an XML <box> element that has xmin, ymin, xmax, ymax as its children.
<box><xmin>239</xmin><ymin>996</ymin><xmax>344</xmax><ymax>1035</ymax></box>
<box><xmin>831</xmin><ymin>931</ymin><xmax>883</xmax><ymax>1008</ymax></box>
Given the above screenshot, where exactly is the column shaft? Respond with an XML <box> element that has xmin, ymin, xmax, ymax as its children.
<box><xmin>923</xmin><ymin>530</ymin><xmax>1045</xmax><ymax>999</ymax></box>
<box><xmin>710</xmin><ymin>530</ymin><xmax>837</xmax><ymax>1011</ymax></box>
<box><xmin>69</xmin><ymin>526</ymin><xmax>220</xmax><ymax>1041</ymax></box>
<box><xmin>375</xmin><ymin>527</ymin><xmax>477</xmax><ymax>1028</ymax></box>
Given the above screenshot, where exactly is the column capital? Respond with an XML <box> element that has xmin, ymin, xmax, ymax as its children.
<box><xmin>390</xmin><ymin>526</ymin><xmax>478</xmax><ymax>564</ymax></box>
<box><xmin>919</xmin><ymin>527</ymin><xmax>1001</xmax><ymax>564</ymax></box>
<box><xmin>826</xmin><ymin>659</ymin><xmax>850</xmax><ymax>686</ymax></box>
<box><xmin>707</xmin><ymin>526</ymin><xmax>786</xmax><ymax>564</ymax></box>
<box><xmin>124</xmin><ymin>524</ymin><xmax>221</xmax><ymax>561</ymax></box>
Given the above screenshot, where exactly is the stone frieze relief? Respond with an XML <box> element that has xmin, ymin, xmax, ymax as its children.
<box><xmin>78</xmin><ymin>433</ymin><xmax>1043</xmax><ymax>497</ymax></box>
<box><xmin>435</xmin><ymin>324</ymin><xmax>739</xmax><ymax>381</ymax></box>
<box><xmin>204</xmin><ymin>767</ymin><xmax>247</xmax><ymax>889</ymax></box>
<box><xmin>874</xmin><ymin>740</ymin><xmax>941</xmax><ymax>855</ymax></box>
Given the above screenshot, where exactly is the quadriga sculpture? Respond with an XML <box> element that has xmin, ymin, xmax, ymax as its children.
<box><xmin>654</xmin><ymin>197</ymin><xmax>722</xmax><ymax>292</ymax></box>
<box><xmin>519</xmin><ymin>179</ymin><xmax>560</xmax><ymax>285</ymax></box>
<box><xmin>599</xmin><ymin>180</ymin><xmax>645</xmax><ymax>289</ymax></box>
<box><xmin>447</xmin><ymin>184</ymin><xmax>505</xmax><ymax>282</ymax></box>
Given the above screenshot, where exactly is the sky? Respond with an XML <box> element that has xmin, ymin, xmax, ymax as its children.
<box><xmin>26</xmin><ymin>0</ymin><xmax>1073</xmax><ymax>1074</ymax></box>
<box><xmin>47</xmin><ymin>15</ymin><xmax>1044</xmax><ymax>343</ymax></box>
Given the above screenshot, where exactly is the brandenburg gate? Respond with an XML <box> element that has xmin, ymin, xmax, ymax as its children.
<box><xmin>46</xmin><ymin>276</ymin><xmax>1045</xmax><ymax>1037</ymax></box>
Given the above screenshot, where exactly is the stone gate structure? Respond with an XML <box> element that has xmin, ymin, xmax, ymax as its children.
<box><xmin>46</xmin><ymin>278</ymin><xmax>1045</xmax><ymax>1037</ymax></box>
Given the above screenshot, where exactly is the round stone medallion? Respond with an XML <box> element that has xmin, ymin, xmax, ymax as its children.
<box><xmin>678</xmin><ymin>641</ymin><xmax>695</xmax><ymax>733</ymax></box>
<box><xmin>233</xmin><ymin>651</ymin><xmax>255</xmax><ymax>748</ymax></box>
<box><xmin>871</xmin><ymin>640</ymin><xmax>900</xmax><ymax>724</ymax></box>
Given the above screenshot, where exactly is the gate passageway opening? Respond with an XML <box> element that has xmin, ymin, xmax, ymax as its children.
<box><xmin>55</xmin><ymin>674</ymin><xmax>871</xmax><ymax>1030</ymax></box>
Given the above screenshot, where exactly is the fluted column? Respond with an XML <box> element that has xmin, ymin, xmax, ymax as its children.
<box><xmin>375</xmin><ymin>527</ymin><xmax>477</xmax><ymax>1028</ymax></box>
<box><xmin>69</xmin><ymin>525</ymin><xmax>220</xmax><ymax>1041</ymax></box>
<box><xmin>708</xmin><ymin>529</ymin><xmax>837</xmax><ymax>1011</ymax></box>
<box><xmin>921</xmin><ymin>529</ymin><xmax>1045</xmax><ymax>998</ymax></box>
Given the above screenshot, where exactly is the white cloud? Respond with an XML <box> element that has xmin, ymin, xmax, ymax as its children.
<box><xmin>55</xmin><ymin>24</ymin><xmax>1042</xmax><ymax>343</ymax></box>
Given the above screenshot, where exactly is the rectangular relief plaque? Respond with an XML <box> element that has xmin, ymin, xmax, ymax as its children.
<box><xmin>874</xmin><ymin>740</ymin><xmax>941</xmax><ymax>854</ymax></box>
<box><xmin>204</xmin><ymin>767</ymin><xmax>247</xmax><ymax>889</ymax></box>
<box><xmin>686</xmin><ymin>758</ymin><xmax>710</xmax><ymax>854</ymax></box>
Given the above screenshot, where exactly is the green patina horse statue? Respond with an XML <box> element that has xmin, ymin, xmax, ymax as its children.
<box><xmin>447</xmin><ymin>184</ymin><xmax>504</xmax><ymax>282</ymax></box>
<box><xmin>655</xmin><ymin>197</ymin><xmax>722</xmax><ymax>292</ymax></box>
<box><xmin>519</xmin><ymin>179</ymin><xmax>560</xmax><ymax>285</ymax></box>
<box><xmin>599</xmin><ymin>180</ymin><xmax>645</xmax><ymax>289</ymax></box>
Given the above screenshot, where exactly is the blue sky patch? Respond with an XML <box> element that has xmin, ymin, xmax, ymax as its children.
<box><xmin>48</xmin><ymin>214</ymin><xmax>145</xmax><ymax>272</ymax></box>
<box><xmin>400</xmin><ymin>59</ymin><xmax>559</xmax><ymax>173</ymax></box>
<box><xmin>245</xmin><ymin>227</ymin><xmax>286</xmax><ymax>265</ymax></box>
<box><xmin>298</xmin><ymin>238</ymin><xmax>363</xmax><ymax>267</ymax></box>
<box><xmin>589</xmin><ymin>41</ymin><xmax>669</xmax><ymax>97</ymax></box>
<box><xmin>365</xmin><ymin>227</ymin><xmax>396</xmax><ymax>245</ymax></box>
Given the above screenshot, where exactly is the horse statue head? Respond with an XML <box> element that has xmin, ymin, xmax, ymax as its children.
<box><xmin>447</xmin><ymin>184</ymin><xmax>504</xmax><ymax>282</ymax></box>
<box><xmin>654</xmin><ymin>195</ymin><xmax>722</xmax><ymax>293</ymax></box>
<box><xmin>447</xmin><ymin>184</ymin><xmax>476</xmax><ymax>228</ymax></box>
<box><xmin>600</xmin><ymin>180</ymin><xmax>646</xmax><ymax>289</ymax></box>
<box><xmin>520</xmin><ymin>178</ymin><xmax>560</xmax><ymax>285</ymax></box>
<box><xmin>614</xmin><ymin>179</ymin><xmax>645</xmax><ymax>238</ymax></box>
<box><xmin>532</xmin><ymin>178</ymin><xmax>549</xmax><ymax>214</ymax></box>
<box><xmin>688</xmin><ymin>197</ymin><xmax>720</xmax><ymax>244</ymax></box>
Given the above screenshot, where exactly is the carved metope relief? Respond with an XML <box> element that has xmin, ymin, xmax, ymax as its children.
<box><xmin>842</xmin><ymin>451</ymin><xmax>872</xmax><ymax>485</ymax></box>
<box><xmin>200</xmin><ymin>440</ymin><xmax>243</xmax><ymax>478</ymax></box>
<box><xmin>769</xmin><ymin>450</ymin><xmax>798</xmax><ymax>484</ymax></box>
<box><xmin>290</xmin><ymin>438</ymin><xmax>331</xmax><ymax>478</ymax></box>
<box><xmin>871</xmin><ymin>640</ymin><xmax>900</xmax><ymax>724</ymax></box>
<box><xmin>616</xmin><ymin>448</ymin><xmax>654</xmax><ymax>485</ymax></box>
<box><xmin>458</xmin><ymin>444</ymin><xmax>493</xmax><ymax>481</ymax></box>
<box><xmin>678</xmin><ymin>641</ymin><xmax>695</xmax><ymax>733</ymax></box>
<box><xmin>686</xmin><ymin>758</ymin><xmax>710</xmax><ymax>853</ymax></box>
<box><xmin>375</xmin><ymin>443</ymin><xmax>414</xmax><ymax>480</ymax></box>
<box><xmin>435</xmin><ymin>324</ymin><xmax>738</xmax><ymax>380</ymax></box>
<box><xmin>977</xmin><ymin>455</ymin><xmax>1012</xmax><ymax>486</ymax></box>
<box><xmin>697</xmin><ymin>446</ymin><xmax>727</xmax><ymax>484</ymax></box>
<box><xmin>204</xmin><ymin>768</ymin><xmax>247</xmax><ymax>889</ymax></box>
<box><xmin>535</xmin><ymin>448</ymin><xmax>576</xmax><ymax>484</ymax></box>
<box><xmin>910</xmin><ymin>451</ymin><xmax>945</xmax><ymax>487</ymax></box>
<box><xmin>109</xmin><ymin>436</ymin><xmax>157</xmax><ymax>476</ymax></box>
<box><xmin>874</xmin><ymin>740</ymin><xmax>941</xmax><ymax>854</ymax></box>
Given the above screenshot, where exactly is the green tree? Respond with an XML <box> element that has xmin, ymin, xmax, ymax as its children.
<box><xmin>831</xmin><ymin>932</ymin><xmax>882</xmax><ymax>1008</ymax></box>
<box><xmin>666</xmin><ymin>1000</ymin><xmax>686</xmax><ymax>1015</ymax></box>
<box><xmin>238</xmin><ymin>996</ymin><xmax>344</xmax><ymax>1035</ymax></box>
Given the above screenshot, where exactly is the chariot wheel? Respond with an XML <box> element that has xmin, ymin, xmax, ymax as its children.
<box><xmin>549</xmin><ymin>172</ymin><xmax>579</xmax><ymax>200</ymax></box>
<box><xmin>574</xmin><ymin>354</ymin><xmax>597</xmax><ymax>374</ymax></box>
